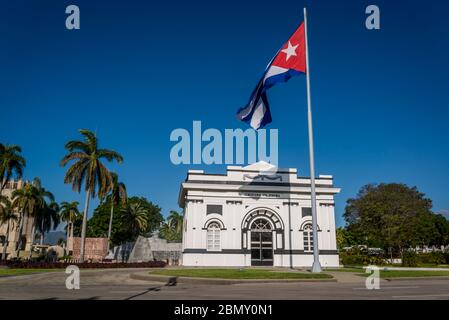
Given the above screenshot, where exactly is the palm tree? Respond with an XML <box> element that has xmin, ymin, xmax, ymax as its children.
<box><xmin>107</xmin><ymin>172</ymin><xmax>127</xmax><ymax>249</ymax></box>
<box><xmin>0</xmin><ymin>196</ymin><xmax>18</xmax><ymax>260</ymax></box>
<box><xmin>11</xmin><ymin>182</ymin><xmax>42</xmax><ymax>257</ymax></box>
<box><xmin>0</xmin><ymin>144</ymin><xmax>26</xmax><ymax>192</ymax></box>
<box><xmin>60</xmin><ymin>129</ymin><xmax>123</xmax><ymax>262</ymax></box>
<box><xmin>167</xmin><ymin>210</ymin><xmax>183</xmax><ymax>236</ymax></box>
<box><xmin>71</xmin><ymin>212</ymin><xmax>84</xmax><ymax>237</ymax></box>
<box><xmin>36</xmin><ymin>201</ymin><xmax>60</xmax><ymax>245</ymax></box>
<box><xmin>158</xmin><ymin>221</ymin><xmax>172</xmax><ymax>240</ymax></box>
<box><xmin>121</xmin><ymin>202</ymin><xmax>148</xmax><ymax>237</ymax></box>
<box><xmin>28</xmin><ymin>178</ymin><xmax>55</xmax><ymax>257</ymax></box>
<box><xmin>159</xmin><ymin>211</ymin><xmax>183</xmax><ymax>241</ymax></box>
<box><xmin>59</xmin><ymin>201</ymin><xmax>80</xmax><ymax>243</ymax></box>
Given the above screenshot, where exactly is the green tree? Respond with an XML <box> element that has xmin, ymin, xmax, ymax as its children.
<box><xmin>35</xmin><ymin>201</ymin><xmax>60</xmax><ymax>245</ymax></box>
<box><xmin>87</xmin><ymin>196</ymin><xmax>163</xmax><ymax>246</ymax></box>
<box><xmin>344</xmin><ymin>183</ymin><xmax>441</xmax><ymax>257</ymax></box>
<box><xmin>60</xmin><ymin>129</ymin><xmax>123</xmax><ymax>262</ymax></box>
<box><xmin>0</xmin><ymin>196</ymin><xmax>18</xmax><ymax>260</ymax></box>
<box><xmin>71</xmin><ymin>212</ymin><xmax>83</xmax><ymax>237</ymax></box>
<box><xmin>336</xmin><ymin>227</ymin><xmax>355</xmax><ymax>249</ymax></box>
<box><xmin>59</xmin><ymin>201</ymin><xmax>80</xmax><ymax>241</ymax></box>
<box><xmin>11</xmin><ymin>181</ymin><xmax>43</xmax><ymax>257</ymax></box>
<box><xmin>159</xmin><ymin>210</ymin><xmax>183</xmax><ymax>242</ymax></box>
<box><xmin>430</xmin><ymin>214</ymin><xmax>449</xmax><ymax>246</ymax></box>
<box><xmin>0</xmin><ymin>144</ymin><xmax>26</xmax><ymax>192</ymax></box>
<box><xmin>106</xmin><ymin>172</ymin><xmax>127</xmax><ymax>248</ymax></box>
<box><xmin>31</xmin><ymin>178</ymin><xmax>58</xmax><ymax>249</ymax></box>
<box><xmin>120</xmin><ymin>202</ymin><xmax>148</xmax><ymax>237</ymax></box>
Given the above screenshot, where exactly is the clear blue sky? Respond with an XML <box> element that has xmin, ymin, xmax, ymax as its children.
<box><xmin>1</xmin><ymin>0</ymin><xmax>448</xmax><ymax>227</ymax></box>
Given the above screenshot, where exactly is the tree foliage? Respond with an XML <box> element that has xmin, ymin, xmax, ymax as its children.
<box><xmin>0</xmin><ymin>143</ymin><xmax>26</xmax><ymax>192</ymax></box>
<box><xmin>60</xmin><ymin>129</ymin><xmax>123</xmax><ymax>199</ymax></box>
<box><xmin>159</xmin><ymin>210</ymin><xmax>183</xmax><ymax>242</ymax></box>
<box><xmin>343</xmin><ymin>183</ymin><xmax>449</xmax><ymax>253</ymax></box>
<box><xmin>87</xmin><ymin>196</ymin><xmax>163</xmax><ymax>246</ymax></box>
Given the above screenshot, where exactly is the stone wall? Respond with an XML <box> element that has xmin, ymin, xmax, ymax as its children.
<box><xmin>125</xmin><ymin>235</ymin><xmax>182</xmax><ymax>265</ymax></box>
<box><xmin>72</xmin><ymin>237</ymin><xmax>108</xmax><ymax>261</ymax></box>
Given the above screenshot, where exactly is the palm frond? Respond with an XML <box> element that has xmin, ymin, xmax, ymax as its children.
<box><xmin>97</xmin><ymin>149</ymin><xmax>124</xmax><ymax>163</ymax></box>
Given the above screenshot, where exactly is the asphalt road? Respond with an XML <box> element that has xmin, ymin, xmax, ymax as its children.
<box><xmin>0</xmin><ymin>269</ymin><xmax>449</xmax><ymax>300</ymax></box>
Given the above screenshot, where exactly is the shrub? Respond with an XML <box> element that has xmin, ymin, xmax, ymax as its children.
<box><xmin>402</xmin><ymin>250</ymin><xmax>418</xmax><ymax>267</ymax></box>
<box><xmin>368</xmin><ymin>255</ymin><xmax>385</xmax><ymax>265</ymax></box>
<box><xmin>416</xmin><ymin>252</ymin><xmax>446</xmax><ymax>265</ymax></box>
<box><xmin>2</xmin><ymin>261</ymin><xmax>166</xmax><ymax>269</ymax></box>
<box><xmin>443</xmin><ymin>251</ymin><xmax>449</xmax><ymax>264</ymax></box>
<box><xmin>429</xmin><ymin>251</ymin><xmax>446</xmax><ymax>264</ymax></box>
<box><xmin>340</xmin><ymin>251</ymin><xmax>369</xmax><ymax>266</ymax></box>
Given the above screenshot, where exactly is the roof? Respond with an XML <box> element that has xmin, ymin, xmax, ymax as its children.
<box><xmin>178</xmin><ymin>161</ymin><xmax>340</xmax><ymax>208</ymax></box>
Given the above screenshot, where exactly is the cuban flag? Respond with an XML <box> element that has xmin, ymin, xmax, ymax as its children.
<box><xmin>236</xmin><ymin>22</ymin><xmax>306</xmax><ymax>130</ymax></box>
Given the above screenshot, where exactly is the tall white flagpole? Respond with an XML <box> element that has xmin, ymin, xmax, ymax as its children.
<box><xmin>303</xmin><ymin>7</ymin><xmax>322</xmax><ymax>273</ymax></box>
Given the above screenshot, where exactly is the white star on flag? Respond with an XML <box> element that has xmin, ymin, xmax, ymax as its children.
<box><xmin>281</xmin><ymin>41</ymin><xmax>298</xmax><ymax>61</ymax></box>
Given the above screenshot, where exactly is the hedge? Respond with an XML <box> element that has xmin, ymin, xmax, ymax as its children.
<box><xmin>0</xmin><ymin>261</ymin><xmax>166</xmax><ymax>269</ymax></box>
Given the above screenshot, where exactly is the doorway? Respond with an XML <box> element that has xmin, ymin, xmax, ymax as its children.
<box><xmin>250</xmin><ymin>219</ymin><xmax>273</xmax><ymax>266</ymax></box>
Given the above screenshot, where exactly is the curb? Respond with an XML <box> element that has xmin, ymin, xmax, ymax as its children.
<box><xmin>384</xmin><ymin>276</ymin><xmax>449</xmax><ymax>282</ymax></box>
<box><xmin>130</xmin><ymin>272</ymin><xmax>337</xmax><ymax>285</ymax></box>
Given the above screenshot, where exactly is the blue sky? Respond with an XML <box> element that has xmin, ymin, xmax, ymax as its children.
<box><xmin>1</xmin><ymin>0</ymin><xmax>448</xmax><ymax>227</ymax></box>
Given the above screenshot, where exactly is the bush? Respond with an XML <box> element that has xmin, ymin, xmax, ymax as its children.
<box><xmin>402</xmin><ymin>250</ymin><xmax>418</xmax><ymax>267</ymax></box>
<box><xmin>416</xmin><ymin>252</ymin><xmax>446</xmax><ymax>265</ymax></box>
<box><xmin>2</xmin><ymin>261</ymin><xmax>166</xmax><ymax>269</ymax></box>
<box><xmin>429</xmin><ymin>252</ymin><xmax>446</xmax><ymax>264</ymax></box>
<box><xmin>444</xmin><ymin>251</ymin><xmax>449</xmax><ymax>264</ymax></box>
<box><xmin>368</xmin><ymin>255</ymin><xmax>385</xmax><ymax>265</ymax></box>
<box><xmin>340</xmin><ymin>251</ymin><xmax>369</xmax><ymax>266</ymax></box>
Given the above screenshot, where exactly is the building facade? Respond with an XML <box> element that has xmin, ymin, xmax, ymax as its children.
<box><xmin>178</xmin><ymin>162</ymin><xmax>341</xmax><ymax>268</ymax></box>
<box><xmin>0</xmin><ymin>180</ymin><xmax>34</xmax><ymax>260</ymax></box>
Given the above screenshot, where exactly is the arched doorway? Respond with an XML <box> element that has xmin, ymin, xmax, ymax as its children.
<box><xmin>250</xmin><ymin>218</ymin><xmax>273</xmax><ymax>266</ymax></box>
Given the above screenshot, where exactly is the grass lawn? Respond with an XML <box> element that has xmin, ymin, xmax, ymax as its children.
<box><xmin>359</xmin><ymin>270</ymin><xmax>449</xmax><ymax>278</ymax></box>
<box><xmin>417</xmin><ymin>264</ymin><xmax>449</xmax><ymax>268</ymax></box>
<box><xmin>150</xmin><ymin>268</ymin><xmax>333</xmax><ymax>279</ymax></box>
<box><xmin>0</xmin><ymin>268</ymin><xmax>60</xmax><ymax>277</ymax></box>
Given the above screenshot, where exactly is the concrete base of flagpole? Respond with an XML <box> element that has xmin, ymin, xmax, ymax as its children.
<box><xmin>312</xmin><ymin>260</ymin><xmax>322</xmax><ymax>273</ymax></box>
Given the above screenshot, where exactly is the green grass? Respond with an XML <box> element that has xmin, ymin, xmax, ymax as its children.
<box><xmin>359</xmin><ymin>270</ymin><xmax>449</xmax><ymax>278</ymax></box>
<box><xmin>0</xmin><ymin>268</ymin><xmax>60</xmax><ymax>277</ymax></box>
<box><xmin>150</xmin><ymin>268</ymin><xmax>333</xmax><ymax>279</ymax></box>
<box><xmin>417</xmin><ymin>264</ymin><xmax>449</xmax><ymax>268</ymax></box>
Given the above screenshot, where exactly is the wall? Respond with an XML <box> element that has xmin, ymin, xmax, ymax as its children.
<box><xmin>72</xmin><ymin>237</ymin><xmax>108</xmax><ymax>261</ymax></box>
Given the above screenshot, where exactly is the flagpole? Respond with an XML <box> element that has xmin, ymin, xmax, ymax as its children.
<box><xmin>303</xmin><ymin>7</ymin><xmax>322</xmax><ymax>273</ymax></box>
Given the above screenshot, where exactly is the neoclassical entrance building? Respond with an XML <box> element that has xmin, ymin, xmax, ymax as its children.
<box><xmin>178</xmin><ymin>162</ymin><xmax>341</xmax><ymax>267</ymax></box>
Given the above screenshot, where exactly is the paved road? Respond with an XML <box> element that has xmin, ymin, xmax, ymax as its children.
<box><xmin>0</xmin><ymin>269</ymin><xmax>449</xmax><ymax>300</ymax></box>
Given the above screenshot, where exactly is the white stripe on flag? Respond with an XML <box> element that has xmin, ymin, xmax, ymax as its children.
<box><xmin>250</xmin><ymin>98</ymin><xmax>266</xmax><ymax>129</ymax></box>
<box><xmin>263</xmin><ymin>65</ymin><xmax>288</xmax><ymax>83</ymax></box>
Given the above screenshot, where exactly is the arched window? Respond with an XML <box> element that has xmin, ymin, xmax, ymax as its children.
<box><xmin>206</xmin><ymin>222</ymin><xmax>221</xmax><ymax>251</ymax></box>
<box><xmin>303</xmin><ymin>224</ymin><xmax>314</xmax><ymax>252</ymax></box>
<box><xmin>251</xmin><ymin>219</ymin><xmax>272</xmax><ymax>231</ymax></box>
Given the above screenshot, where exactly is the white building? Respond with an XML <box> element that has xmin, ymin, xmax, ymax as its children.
<box><xmin>178</xmin><ymin>161</ymin><xmax>341</xmax><ymax>268</ymax></box>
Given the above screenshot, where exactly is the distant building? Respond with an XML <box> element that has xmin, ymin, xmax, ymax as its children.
<box><xmin>0</xmin><ymin>179</ymin><xmax>34</xmax><ymax>260</ymax></box>
<box><xmin>178</xmin><ymin>162</ymin><xmax>341</xmax><ymax>267</ymax></box>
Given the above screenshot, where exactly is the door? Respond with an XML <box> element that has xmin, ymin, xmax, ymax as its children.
<box><xmin>250</xmin><ymin>219</ymin><xmax>273</xmax><ymax>266</ymax></box>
